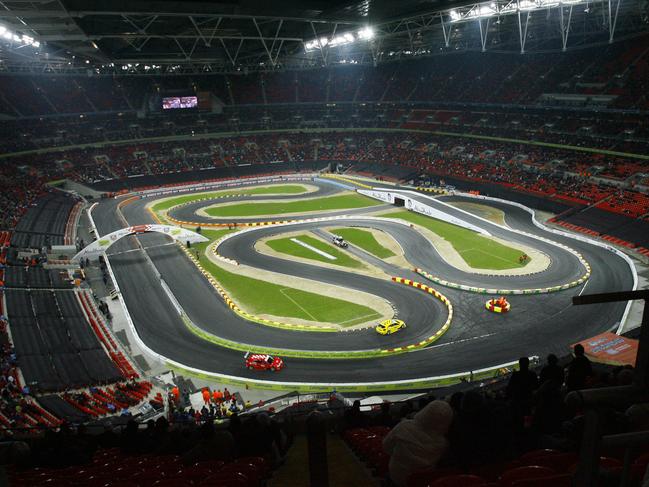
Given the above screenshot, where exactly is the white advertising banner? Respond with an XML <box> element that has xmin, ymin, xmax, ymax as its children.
<box><xmin>73</xmin><ymin>224</ymin><xmax>208</xmax><ymax>261</ymax></box>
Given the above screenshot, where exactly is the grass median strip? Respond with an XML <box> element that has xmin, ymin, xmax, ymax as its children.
<box><xmin>266</xmin><ymin>234</ymin><xmax>366</xmax><ymax>269</ymax></box>
<box><xmin>331</xmin><ymin>227</ymin><xmax>395</xmax><ymax>259</ymax></box>
<box><xmin>157</xmin><ymin>214</ymin><xmax>380</xmax><ymax>329</ymax></box>
<box><xmin>152</xmin><ymin>184</ymin><xmax>310</xmax><ymax>212</ymax></box>
<box><xmin>379</xmin><ymin>210</ymin><xmax>528</xmax><ymax>270</ymax></box>
<box><xmin>199</xmin><ymin>254</ymin><xmax>380</xmax><ymax>327</ymax></box>
<box><xmin>204</xmin><ymin>193</ymin><xmax>381</xmax><ymax>218</ymax></box>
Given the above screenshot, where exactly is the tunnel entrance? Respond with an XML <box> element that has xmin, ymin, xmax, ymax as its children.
<box><xmin>394</xmin><ymin>197</ymin><xmax>406</xmax><ymax>207</ymax></box>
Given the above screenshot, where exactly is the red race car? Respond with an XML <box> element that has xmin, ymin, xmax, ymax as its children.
<box><xmin>245</xmin><ymin>353</ymin><xmax>285</xmax><ymax>372</ymax></box>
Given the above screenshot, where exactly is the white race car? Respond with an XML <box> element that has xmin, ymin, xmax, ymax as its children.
<box><xmin>332</xmin><ymin>235</ymin><xmax>348</xmax><ymax>248</ymax></box>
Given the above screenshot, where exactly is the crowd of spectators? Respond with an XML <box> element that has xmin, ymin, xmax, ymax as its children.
<box><xmin>0</xmin><ymin>131</ymin><xmax>647</xmax><ymax>236</ymax></box>
<box><xmin>0</xmin><ymin>342</ymin><xmax>644</xmax><ymax>486</ymax></box>
<box><xmin>1</xmin><ymin>104</ymin><xmax>648</xmax><ymax>156</ymax></box>
<box><xmin>337</xmin><ymin>346</ymin><xmax>641</xmax><ymax>486</ymax></box>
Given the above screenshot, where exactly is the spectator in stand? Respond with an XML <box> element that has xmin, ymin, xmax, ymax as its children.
<box><xmin>506</xmin><ymin>357</ymin><xmax>538</xmax><ymax>432</ymax></box>
<box><xmin>375</xmin><ymin>401</ymin><xmax>395</xmax><ymax>428</ymax></box>
<box><xmin>181</xmin><ymin>422</ymin><xmax>234</xmax><ymax>465</ymax></box>
<box><xmin>448</xmin><ymin>390</ymin><xmax>514</xmax><ymax>468</ymax></box>
<box><xmin>532</xmin><ymin>373</ymin><xmax>566</xmax><ymax>436</ymax></box>
<box><xmin>383</xmin><ymin>400</ymin><xmax>454</xmax><ymax>487</ymax></box>
<box><xmin>344</xmin><ymin>400</ymin><xmax>367</xmax><ymax>430</ymax></box>
<box><xmin>566</xmin><ymin>343</ymin><xmax>593</xmax><ymax>391</ymax></box>
<box><xmin>539</xmin><ymin>353</ymin><xmax>564</xmax><ymax>386</ymax></box>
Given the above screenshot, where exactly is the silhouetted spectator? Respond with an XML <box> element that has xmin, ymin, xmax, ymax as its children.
<box><xmin>448</xmin><ymin>391</ymin><xmax>513</xmax><ymax>468</ymax></box>
<box><xmin>375</xmin><ymin>401</ymin><xmax>395</xmax><ymax>428</ymax></box>
<box><xmin>182</xmin><ymin>422</ymin><xmax>234</xmax><ymax>465</ymax></box>
<box><xmin>344</xmin><ymin>400</ymin><xmax>367</xmax><ymax>429</ymax></box>
<box><xmin>539</xmin><ymin>354</ymin><xmax>564</xmax><ymax>387</ymax></box>
<box><xmin>532</xmin><ymin>377</ymin><xmax>565</xmax><ymax>435</ymax></box>
<box><xmin>566</xmin><ymin>344</ymin><xmax>593</xmax><ymax>391</ymax></box>
<box><xmin>506</xmin><ymin>357</ymin><xmax>538</xmax><ymax>431</ymax></box>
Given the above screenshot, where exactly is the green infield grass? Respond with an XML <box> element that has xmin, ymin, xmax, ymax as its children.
<box><xmin>152</xmin><ymin>184</ymin><xmax>310</xmax><ymax>212</ymax></box>
<box><xmin>331</xmin><ymin>228</ymin><xmax>395</xmax><ymax>259</ymax></box>
<box><xmin>204</xmin><ymin>193</ymin><xmax>381</xmax><ymax>218</ymax></box>
<box><xmin>186</xmin><ymin>228</ymin><xmax>381</xmax><ymax>328</ymax></box>
<box><xmin>380</xmin><ymin>210</ymin><xmax>529</xmax><ymax>270</ymax></box>
<box><xmin>266</xmin><ymin>234</ymin><xmax>365</xmax><ymax>269</ymax></box>
<box><xmin>199</xmin><ymin>254</ymin><xmax>381</xmax><ymax>327</ymax></box>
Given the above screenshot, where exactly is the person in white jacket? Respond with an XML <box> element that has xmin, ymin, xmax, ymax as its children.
<box><xmin>382</xmin><ymin>400</ymin><xmax>454</xmax><ymax>487</ymax></box>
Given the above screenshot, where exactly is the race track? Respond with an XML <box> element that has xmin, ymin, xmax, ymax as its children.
<box><xmin>90</xmin><ymin>177</ymin><xmax>635</xmax><ymax>386</ymax></box>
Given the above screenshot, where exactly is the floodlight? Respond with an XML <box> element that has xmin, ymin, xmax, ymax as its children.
<box><xmin>358</xmin><ymin>27</ymin><xmax>374</xmax><ymax>40</ymax></box>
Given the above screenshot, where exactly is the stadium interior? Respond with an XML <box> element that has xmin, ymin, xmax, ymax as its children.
<box><xmin>1</xmin><ymin>0</ymin><xmax>649</xmax><ymax>485</ymax></box>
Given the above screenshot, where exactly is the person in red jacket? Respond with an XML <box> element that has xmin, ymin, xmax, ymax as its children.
<box><xmin>202</xmin><ymin>388</ymin><xmax>211</xmax><ymax>405</ymax></box>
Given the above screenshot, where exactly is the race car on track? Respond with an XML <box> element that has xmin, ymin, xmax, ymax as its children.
<box><xmin>331</xmin><ymin>235</ymin><xmax>348</xmax><ymax>248</ymax></box>
<box><xmin>245</xmin><ymin>352</ymin><xmax>285</xmax><ymax>372</ymax></box>
<box><xmin>375</xmin><ymin>319</ymin><xmax>407</xmax><ymax>335</ymax></box>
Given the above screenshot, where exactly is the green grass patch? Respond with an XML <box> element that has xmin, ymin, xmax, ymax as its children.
<box><xmin>152</xmin><ymin>184</ymin><xmax>309</xmax><ymax>212</ymax></box>
<box><xmin>380</xmin><ymin>210</ymin><xmax>529</xmax><ymax>270</ymax></box>
<box><xmin>266</xmin><ymin>234</ymin><xmax>366</xmax><ymax>269</ymax></box>
<box><xmin>204</xmin><ymin>193</ymin><xmax>381</xmax><ymax>218</ymax></box>
<box><xmin>199</xmin><ymin>255</ymin><xmax>380</xmax><ymax>327</ymax></box>
<box><xmin>155</xmin><ymin>201</ymin><xmax>382</xmax><ymax>328</ymax></box>
<box><xmin>155</xmin><ymin>210</ymin><xmax>381</xmax><ymax>328</ymax></box>
<box><xmin>331</xmin><ymin>228</ymin><xmax>395</xmax><ymax>259</ymax></box>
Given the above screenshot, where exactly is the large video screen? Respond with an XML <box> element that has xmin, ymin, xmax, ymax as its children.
<box><xmin>162</xmin><ymin>96</ymin><xmax>198</xmax><ymax>110</ymax></box>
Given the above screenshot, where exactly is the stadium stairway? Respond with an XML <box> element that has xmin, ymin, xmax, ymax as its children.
<box><xmin>268</xmin><ymin>433</ymin><xmax>378</xmax><ymax>487</ymax></box>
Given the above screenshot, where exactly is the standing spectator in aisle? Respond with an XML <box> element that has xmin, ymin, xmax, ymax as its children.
<box><xmin>344</xmin><ymin>400</ymin><xmax>367</xmax><ymax>430</ymax></box>
<box><xmin>566</xmin><ymin>344</ymin><xmax>593</xmax><ymax>391</ymax></box>
<box><xmin>539</xmin><ymin>354</ymin><xmax>564</xmax><ymax>387</ymax></box>
<box><xmin>383</xmin><ymin>400</ymin><xmax>454</xmax><ymax>487</ymax></box>
<box><xmin>506</xmin><ymin>357</ymin><xmax>538</xmax><ymax>432</ymax></box>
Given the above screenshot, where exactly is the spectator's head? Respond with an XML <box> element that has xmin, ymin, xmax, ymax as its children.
<box><xmin>617</xmin><ymin>368</ymin><xmax>634</xmax><ymax>386</ymax></box>
<box><xmin>574</xmin><ymin>344</ymin><xmax>585</xmax><ymax>357</ymax></box>
<box><xmin>461</xmin><ymin>390</ymin><xmax>484</xmax><ymax>415</ymax></box>
<box><xmin>449</xmin><ymin>392</ymin><xmax>464</xmax><ymax>412</ymax></box>
<box><xmin>352</xmin><ymin>400</ymin><xmax>361</xmax><ymax>412</ymax></box>
<box><xmin>519</xmin><ymin>357</ymin><xmax>530</xmax><ymax>371</ymax></box>
<box><xmin>547</xmin><ymin>353</ymin><xmax>558</xmax><ymax>366</ymax></box>
<box><xmin>155</xmin><ymin>416</ymin><xmax>169</xmax><ymax>432</ymax></box>
<box><xmin>627</xmin><ymin>403</ymin><xmax>649</xmax><ymax>431</ymax></box>
<box><xmin>413</xmin><ymin>400</ymin><xmax>454</xmax><ymax>436</ymax></box>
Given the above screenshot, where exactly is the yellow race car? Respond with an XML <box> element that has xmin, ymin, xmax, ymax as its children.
<box><xmin>375</xmin><ymin>319</ymin><xmax>406</xmax><ymax>335</ymax></box>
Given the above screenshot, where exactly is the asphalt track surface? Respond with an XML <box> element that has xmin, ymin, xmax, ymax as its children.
<box><xmin>168</xmin><ymin>181</ymin><xmax>346</xmax><ymax>224</ymax></box>
<box><xmin>91</xmin><ymin>180</ymin><xmax>635</xmax><ymax>384</ymax></box>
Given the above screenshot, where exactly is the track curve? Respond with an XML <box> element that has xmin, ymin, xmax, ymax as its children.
<box><xmin>90</xmin><ymin>178</ymin><xmax>635</xmax><ymax>385</ymax></box>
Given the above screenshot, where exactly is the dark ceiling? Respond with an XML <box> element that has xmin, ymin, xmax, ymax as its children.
<box><xmin>1</xmin><ymin>0</ymin><xmax>647</xmax><ymax>73</ymax></box>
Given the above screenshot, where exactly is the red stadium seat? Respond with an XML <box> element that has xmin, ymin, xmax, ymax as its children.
<box><xmin>431</xmin><ymin>474</ymin><xmax>488</xmax><ymax>486</ymax></box>
<box><xmin>523</xmin><ymin>452</ymin><xmax>577</xmax><ymax>473</ymax></box>
<box><xmin>519</xmin><ymin>449</ymin><xmax>560</xmax><ymax>463</ymax></box>
<box><xmin>500</xmin><ymin>466</ymin><xmax>557</xmax><ymax>487</ymax></box>
<box><xmin>407</xmin><ymin>467</ymin><xmax>464</xmax><ymax>486</ymax></box>
<box><xmin>511</xmin><ymin>474</ymin><xmax>573</xmax><ymax>486</ymax></box>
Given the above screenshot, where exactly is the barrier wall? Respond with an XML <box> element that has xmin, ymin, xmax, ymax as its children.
<box><xmin>133</xmin><ymin>174</ymin><xmax>317</xmax><ymax>199</ymax></box>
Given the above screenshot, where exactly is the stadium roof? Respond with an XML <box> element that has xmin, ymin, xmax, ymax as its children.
<box><xmin>0</xmin><ymin>0</ymin><xmax>648</xmax><ymax>74</ymax></box>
